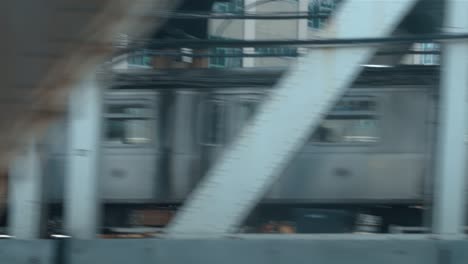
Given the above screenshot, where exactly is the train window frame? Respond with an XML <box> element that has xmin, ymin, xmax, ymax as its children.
<box><xmin>308</xmin><ymin>96</ymin><xmax>381</xmax><ymax>146</ymax></box>
<box><xmin>102</xmin><ymin>99</ymin><xmax>156</xmax><ymax>148</ymax></box>
<box><xmin>199</xmin><ymin>98</ymin><xmax>227</xmax><ymax>146</ymax></box>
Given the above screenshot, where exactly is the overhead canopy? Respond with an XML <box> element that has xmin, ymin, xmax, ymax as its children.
<box><xmin>0</xmin><ymin>0</ymin><xmax>180</xmax><ymax>167</ymax></box>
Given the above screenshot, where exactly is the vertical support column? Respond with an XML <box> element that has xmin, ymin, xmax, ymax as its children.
<box><xmin>298</xmin><ymin>0</ymin><xmax>308</xmax><ymax>41</ymax></box>
<box><xmin>297</xmin><ymin>0</ymin><xmax>309</xmax><ymax>56</ymax></box>
<box><xmin>64</xmin><ymin>70</ymin><xmax>102</xmax><ymax>239</ymax></box>
<box><xmin>432</xmin><ymin>0</ymin><xmax>468</xmax><ymax>235</ymax></box>
<box><xmin>8</xmin><ymin>138</ymin><xmax>44</xmax><ymax>239</ymax></box>
<box><xmin>243</xmin><ymin>0</ymin><xmax>256</xmax><ymax>67</ymax></box>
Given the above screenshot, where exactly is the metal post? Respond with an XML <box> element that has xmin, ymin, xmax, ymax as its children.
<box><xmin>64</xmin><ymin>70</ymin><xmax>102</xmax><ymax>239</ymax></box>
<box><xmin>297</xmin><ymin>0</ymin><xmax>308</xmax><ymax>41</ymax></box>
<box><xmin>167</xmin><ymin>0</ymin><xmax>418</xmax><ymax>237</ymax></box>
<box><xmin>8</xmin><ymin>137</ymin><xmax>44</xmax><ymax>239</ymax></box>
<box><xmin>432</xmin><ymin>0</ymin><xmax>468</xmax><ymax>235</ymax></box>
<box><xmin>243</xmin><ymin>0</ymin><xmax>256</xmax><ymax>67</ymax></box>
<box><xmin>297</xmin><ymin>0</ymin><xmax>309</xmax><ymax>56</ymax></box>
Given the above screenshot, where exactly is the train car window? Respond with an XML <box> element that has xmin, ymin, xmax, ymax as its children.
<box><xmin>332</xmin><ymin>99</ymin><xmax>376</xmax><ymax>112</ymax></box>
<box><xmin>104</xmin><ymin>102</ymin><xmax>154</xmax><ymax>145</ymax></box>
<box><xmin>310</xmin><ymin>97</ymin><xmax>379</xmax><ymax>144</ymax></box>
<box><xmin>106</xmin><ymin>119</ymin><xmax>153</xmax><ymax>145</ymax></box>
<box><xmin>107</xmin><ymin>104</ymin><xmax>152</xmax><ymax>116</ymax></box>
<box><xmin>202</xmin><ymin>100</ymin><xmax>225</xmax><ymax>145</ymax></box>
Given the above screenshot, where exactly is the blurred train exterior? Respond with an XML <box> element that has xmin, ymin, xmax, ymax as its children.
<box><xmin>43</xmin><ymin>66</ymin><xmax>439</xmax><ymax>210</ymax></box>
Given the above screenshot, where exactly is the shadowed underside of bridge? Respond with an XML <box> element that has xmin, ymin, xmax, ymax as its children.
<box><xmin>0</xmin><ymin>0</ymin><xmax>182</xmax><ymax>219</ymax></box>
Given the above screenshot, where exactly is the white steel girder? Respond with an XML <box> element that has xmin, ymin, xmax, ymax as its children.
<box><xmin>166</xmin><ymin>0</ymin><xmax>419</xmax><ymax>237</ymax></box>
<box><xmin>432</xmin><ymin>0</ymin><xmax>468</xmax><ymax>235</ymax></box>
<box><xmin>64</xmin><ymin>70</ymin><xmax>103</xmax><ymax>239</ymax></box>
<box><xmin>8</xmin><ymin>138</ymin><xmax>44</xmax><ymax>239</ymax></box>
<box><xmin>243</xmin><ymin>0</ymin><xmax>256</xmax><ymax>67</ymax></box>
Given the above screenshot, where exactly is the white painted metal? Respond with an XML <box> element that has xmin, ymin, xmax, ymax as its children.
<box><xmin>8</xmin><ymin>138</ymin><xmax>44</xmax><ymax>239</ymax></box>
<box><xmin>64</xmin><ymin>70</ymin><xmax>103</xmax><ymax>239</ymax></box>
<box><xmin>297</xmin><ymin>0</ymin><xmax>309</xmax><ymax>56</ymax></box>
<box><xmin>297</xmin><ymin>0</ymin><xmax>308</xmax><ymax>39</ymax></box>
<box><xmin>432</xmin><ymin>0</ymin><xmax>468</xmax><ymax>235</ymax></box>
<box><xmin>166</xmin><ymin>0</ymin><xmax>418</xmax><ymax>237</ymax></box>
<box><xmin>3</xmin><ymin>235</ymin><xmax>468</xmax><ymax>264</ymax></box>
<box><xmin>66</xmin><ymin>234</ymin><xmax>466</xmax><ymax>264</ymax></box>
<box><xmin>243</xmin><ymin>0</ymin><xmax>256</xmax><ymax>67</ymax></box>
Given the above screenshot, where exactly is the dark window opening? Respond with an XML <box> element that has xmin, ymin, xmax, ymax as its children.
<box><xmin>310</xmin><ymin>97</ymin><xmax>379</xmax><ymax>144</ymax></box>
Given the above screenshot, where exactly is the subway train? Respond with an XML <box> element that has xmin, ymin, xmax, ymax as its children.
<box><xmin>43</xmin><ymin>66</ymin><xmax>443</xmax><ymax>230</ymax></box>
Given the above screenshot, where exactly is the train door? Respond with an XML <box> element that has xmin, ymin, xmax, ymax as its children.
<box><xmin>199</xmin><ymin>93</ymin><xmax>228</xmax><ymax>176</ymax></box>
<box><xmin>101</xmin><ymin>91</ymin><xmax>161</xmax><ymax>202</ymax></box>
<box><xmin>168</xmin><ymin>91</ymin><xmax>204</xmax><ymax>201</ymax></box>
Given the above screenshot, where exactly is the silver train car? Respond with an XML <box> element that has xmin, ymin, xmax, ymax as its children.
<box><xmin>44</xmin><ymin>66</ymin><xmax>440</xmax><ymax>208</ymax></box>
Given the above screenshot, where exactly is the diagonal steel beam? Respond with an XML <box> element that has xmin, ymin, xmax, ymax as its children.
<box><xmin>166</xmin><ymin>0</ymin><xmax>419</xmax><ymax>237</ymax></box>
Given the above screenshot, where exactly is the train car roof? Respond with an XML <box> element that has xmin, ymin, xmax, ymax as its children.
<box><xmin>109</xmin><ymin>65</ymin><xmax>439</xmax><ymax>90</ymax></box>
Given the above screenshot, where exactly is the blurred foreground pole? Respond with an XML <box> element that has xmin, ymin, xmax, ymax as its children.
<box><xmin>64</xmin><ymin>70</ymin><xmax>102</xmax><ymax>239</ymax></box>
<box><xmin>432</xmin><ymin>0</ymin><xmax>468</xmax><ymax>235</ymax></box>
<box><xmin>242</xmin><ymin>0</ymin><xmax>256</xmax><ymax>67</ymax></box>
<box><xmin>8</xmin><ymin>138</ymin><xmax>44</xmax><ymax>239</ymax></box>
<box><xmin>167</xmin><ymin>0</ymin><xmax>418</xmax><ymax>237</ymax></box>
